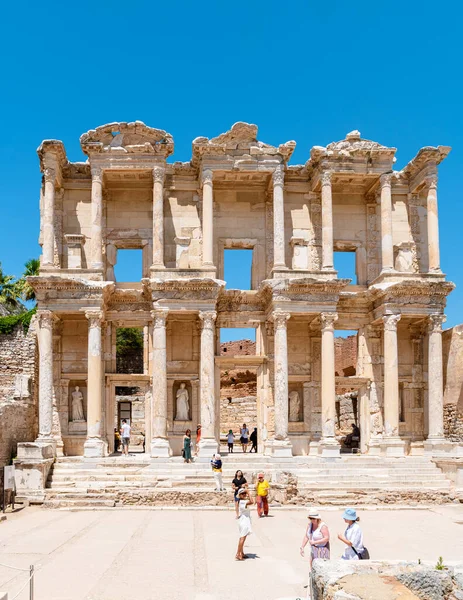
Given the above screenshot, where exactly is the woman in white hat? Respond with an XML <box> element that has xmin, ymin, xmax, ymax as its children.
<box><xmin>236</xmin><ymin>487</ymin><xmax>253</xmax><ymax>561</ymax></box>
<box><xmin>338</xmin><ymin>507</ymin><xmax>365</xmax><ymax>560</ymax></box>
<box><xmin>300</xmin><ymin>510</ymin><xmax>330</xmax><ymax>568</ymax></box>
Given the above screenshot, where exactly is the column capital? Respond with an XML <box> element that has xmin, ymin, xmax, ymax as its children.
<box><xmin>85</xmin><ymin>309</ymin><xmax>104</xmax><ymax>327</ymax></box>
<box><xmin>383</xmin><ymin>312</ymin><xmax>401</xmax><ymax>331</ymax></box>
<box><xmin>201</xmin><ymin>169</ymin><xmax>213</xmax><ymax>187</ymax></box>
<box><xmin>380</xmin><ymin>172</ymin><xmax>392</xmax><ymax>188</ymax></box>
<box><xmin>91</xmin><ymin>166</ymin><xmax>103</xmax><ymax>183</ymax></box>
<box><xmin>199</xmin><ymin>310</ymin><xmax>217</xmax><ymax>329</ymax></box>
<box><xmin>428</xmin><ymin>313</ymin><xmax>446</xmax><ymax>334</ymax></box>
<box><xmin>425</xmin><ymin>173</ymin><xmax>438</xmax><ymax>190</ymax></box>
<box><xmin>44</xmin><ymin>167</ymin><xmax>56</xmax><ymax>184</ymax></box>
<box><xmin>320</xmin><ymin>312</ymin><xmax>338</xmax><ymax>332</ymax></box>
<box><xmin>151</xmin><ymin>307</ymin><xmax>169</xmax><ymax>327</ymax></box>
<box><xmin>272</xmin><ymin>166</ymin><xmax>284</xmax><ymax>187</ymax></box>
<box><xmin>321</xmin><ymin>170</ymin><xmax>332</xmax><ymax>187</ymax></box>
<box><xmin>37</xmin><ymin>310</ymin><xmax>54</xmax><ymax>330</ymax></box>
<box><xmin>153</xmin><ymin>166</ymin><xmax>165</xmax><ymax>184</ymax></box>
<box><xmin>272</xmin><ymin>310</ymin><xmax>290</xmax><ymax>329</ymax></box>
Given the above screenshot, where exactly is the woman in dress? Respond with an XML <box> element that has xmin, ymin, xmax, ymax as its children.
<box><xmin>195</xmin><ymin>424</ymin><xmax>201</xmax><ymax>456</ymax></box>
<box><xmin>240</xmin><ymin>423</ymin><xmax>249</xmax><ymax>453</ymax></box>
<box><xmin>183</xmin><ymin>429</ymin><xmax>192</xmax><ymax>463</ymax></box>
<box><xmin>236</xmin><ymin>488</ymin><xmax>253</xmax><ymax>561</ymax></box>
<box><xmin>300</xmin><ymin>510</ymin><xmax>330</xmax><ymax>569</ymax></box>
<box><xmin>338</xmin><ymin>508</ymin><xmax>365</xmax><ymax>560</ymax></box>
<box><xmin>232</xmin><ymin>470</ymin><xmax>248</xmax><ymax>518</ymax></box>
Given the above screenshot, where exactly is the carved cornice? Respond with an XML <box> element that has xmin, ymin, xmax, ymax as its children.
<box><xmin>151</xmin><ymin>307</ymin><xmax>169</xmax><ymax>328</ymax></box>
<box><xmin>199</xmin><ymin>310</ymin><xmax>217</xmax><ymax>330</ymax></box>
<box><xmin>370</xmin><ymin>280</ymin><xmax>455</xmax><ymax>306</ymax></box>
<box><xmin>428</xmin><ymin>313</ymin><xmax>446</xmax><ymax>334</ymax></box>
<box><xmin>383</xmin><ymin>313</ymin><xmax>401</xmax><ymax>332</ymax></box>
<box><xmin>320</xmin><ymin>312</ymin><xmax>338</xmax><ymax>332</ymax></box>
<box><xmin>272</xmin><ymin>310</ymin><xmax>290</xmax><ymax>329</ymax></box>
<box><xmin>217</xmin><ymin>289</ymin><xmax>265</xmax><ymax>312</ymax></box>
<box><xmin>401</xmin><ymin>146</ymin><xmax>451</xmax><ymax>181</ymax></box>
<box><xmin>150</xmin><ymin>277</ymin><xmax>224</xmax><ymax>302</ymax></box>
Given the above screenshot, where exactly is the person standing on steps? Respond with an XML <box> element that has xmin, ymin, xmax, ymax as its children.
<box><xmin>227</xmin><ymin>429</ymin><xmax>235</xmax><ymax>453</ymax></box>
<box><xmin>120</xmin><ymin>419</ymin><xmax>131</xmax><ymax>456</ymax></box>
<box><xmin>249</xmin><ymin>427</ymin><xmax>258</xmax><ymax>453</ymax></box>
<box><xmin>255</xmin><ymin>472</ymin><xmax>270</xmax><ymax>517</ymax></box>
<box><xmin>195</xmin><ymin>424</ymin><xmax>201</xmax><ymax>456</ymax></box>
<box><xmin>240</xmin><ymin>423</ymin><xmax>250</xmax><ymax>452</ymax></box>
<box><xmin>232</xmin><ymin>469</ymin><xmax>248</xmax><ymax>518</ymax></box>
<box><xmin>211</xmin><ymin>453</ymin><xmax>225</xmax><ymax>491</ymax></box>
<box><xmin>236</xmin><ymin>488</ymin><xmax>253</xmax><ymax>561</ymax></box>
<box><xmin>300</xmin><ymin>510</ymin><xmax>330</xmax><ymax>569</ymax></box>
<box><xmin>183</xmin><ymin>429</ymin><xmax>192</xmax><ymax>463</ymax></box>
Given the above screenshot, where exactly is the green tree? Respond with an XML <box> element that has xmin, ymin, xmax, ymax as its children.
<box><xmin>0</xmin><ymin>262</ymin><xmax>23</xmax><ymax>314</ymax></box>
<box><xmin>16</xmin><ymin>258</ymin><xmax>40</xmax><ymax>303</ymax></box>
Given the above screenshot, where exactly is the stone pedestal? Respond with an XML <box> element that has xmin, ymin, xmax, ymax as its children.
<box><xmin>14</xmin><ymin>442</ymin><xmax>55</xmax><ymax>502</ymax></box>
<box><xmin>267</xmin><ymin>439</ymin><xmax>293</xmax><ymax>457</ymax></box>
<box><xmin>380</xmin><ymin>437</ymin><xmax>407</xmax><ymax>457</ymax></box>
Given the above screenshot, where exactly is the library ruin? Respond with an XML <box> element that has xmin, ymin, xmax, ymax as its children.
<box><xmin>4</xmin><ymin>121</ymin><xmax>463</xmax><ymax>503</ymax></box>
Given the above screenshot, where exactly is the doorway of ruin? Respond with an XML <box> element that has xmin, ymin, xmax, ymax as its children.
<box><xmin>217</xmin><ymin>328</ymin><xmax>263</xmax><ymax>453</ymax></box>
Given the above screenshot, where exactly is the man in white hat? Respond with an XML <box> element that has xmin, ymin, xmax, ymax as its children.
<box><xmin>211</xmin><ymin>453</ymin><xmax>225</xmax><ymax>491</ymax></box>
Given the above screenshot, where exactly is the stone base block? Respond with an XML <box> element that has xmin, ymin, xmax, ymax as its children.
<box><xmin>267</xmin><ymin>439</ymin><xmax>293</xmax><ymax>457</ymax></box>
<box><xmin>197</xmin><ymin>438</ymin><xmax>219</xmax><ymax>458</ymax></box>
<box><xmin>14</xmin><ymin>442</ymin><xmax>55</xmax><ymax>502</ymax></box>
<box><xmin>17</xmin><ymin>441</ymin><xmax>55</xmax><ymax>460</ymax></box>
<box><xmin>319</xmin><ymin>439</ymin><xmax>341</xmax><ymax>457</ymax></box>
<box><xmin>380</xmin><ymin>437</ymin><xmax>406</xmax><ymax>457</ymax></box>
<box><xmin>423</xmin><ymin>438</ymin><xmax>451</xmax><ymax>456</ymax></box>
<box><xmin>308</xmin><ymin>440</ymin><xmax>321</xmax><ymax>456</ymax></box>
<box><xmin>150</xmin><ymin>438</ymin><xmax>172</xmax><ymax>458</ymax></box>
<box><xmin>83</xmin><ymin>438</ymin><xmax>107</xmax><ymax>458</ymax></box>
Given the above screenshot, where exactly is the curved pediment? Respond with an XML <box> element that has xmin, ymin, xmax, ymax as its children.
<box><xmin>80</xmin><ymin>121</ymin><xmax>174</xmax><ymax>157</ymax></box>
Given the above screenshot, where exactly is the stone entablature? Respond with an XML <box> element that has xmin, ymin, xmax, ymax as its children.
<box><xmin>19</xmin><ymin>121</ymin><xmax>456</xmax><ymax>467</ymax></box>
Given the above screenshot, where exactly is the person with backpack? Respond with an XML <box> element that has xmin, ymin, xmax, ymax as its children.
<box><xmin>211</xmin><ymin>453</ymin><xmax>225</xmax><ymax>491</ymax></box>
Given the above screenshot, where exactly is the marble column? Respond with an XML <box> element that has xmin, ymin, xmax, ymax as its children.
<box><xmin>380</xmin><ymin>173</ymin><xmax>394</xmax><ymax>272</ymax></box>
<box><xmin>202</xmin><ymin>169</ymin><xmax>214</xmax><ymax>267</ymax></box>
<box><xmin>426</xmin><ymin>314</ymin><xmax>446</xmax><ymax>442</ymax></box>
<box><xmin>151</xmin><ymin>308</ymin><xmax>171</xmax><ymax>457</ymax></box>
<box><xmin>84</xmin><ymin>310</ymin><xmax>106</xmax><ymax>457</ymax></box>
<box><xmin>382</xmin><ymin>313</ymin><xmax>405</xmax><ymax>456</ymax></box>
<box><xmin>272</xmin><ymin>311</ymin><xmax>293</xmax><ymax>456</ymax></box>
<box><xmin>321</xmin><ymin>171</ymin><xmax>334</xmax><ymax>270</ymax></box>
<box><xmin>273</xmin><ymin>166</ymin><xmax>286</xmax><ymax>269</ymax></box>
<box><xmin>198</xmin><ymin>310</ymin><xmax>218</xmax><ymax>455</ymax></box>
<box><xmin>42</xmin><ymin>168</ymin><xmax>56</xmax><ymax>267</ymax></box>
<box><xmin>320</xmin><ymin>312</ymin><xmax>339</xmax><ymax>456</ymax></box>
<box><xmin>37</xmin><ymin>311</ymin><xmax>54</xmax><ymax>443</ymax></box>
<box><xmin>152</xmin><ymin>166</ymin><xmax>165</xmax><ymax>268</ymax></box>
<box><xmin>426</xmin><ymin>175</ymin><xmax>441</xmax><ymax>273</ymax></box>
<box><xmin>90</xmin><ymin>166</ymin><xmax>104</xmax><ymax>271</ymax></box>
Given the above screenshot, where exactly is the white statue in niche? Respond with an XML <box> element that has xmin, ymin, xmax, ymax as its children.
<box><xmin>175</xmin><ymin>383</ymin><xmax>190</xmax><ymax>421</ymax></box>
<box><xmin>289</xmin><ymin>390</ymin><xmax>301</xmax><ymax>422</ymax></box>
<box><xmin>71</xmin><ymin>386</ymin><xmax>85</xmax><ymax>422</ymax></box>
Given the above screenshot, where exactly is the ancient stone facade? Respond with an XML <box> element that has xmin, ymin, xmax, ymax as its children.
<box><xmin>20</xmin><ymin>121</ymin><xmax>458</xmax><ymax>461</ymax></box>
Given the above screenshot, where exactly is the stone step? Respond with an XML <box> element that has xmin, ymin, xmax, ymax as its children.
<box><xmin>43</xmin><ymin>497</ymin><xmax>116</xmax><ymax>508</ymax></box>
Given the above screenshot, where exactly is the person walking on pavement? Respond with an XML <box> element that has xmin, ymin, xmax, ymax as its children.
<box><xmin>236</xmin><ymin>488</ymin><xmax>253</xmax><ymax>561</ymax></box>
<box><xmin>255</xmin><ymin>472</ymin><xmax>270</xmax><ymax>517</ymax></box>
<box><xmin>120</xmin><ymin>419</ymin><xmax>131</xmax><ymax>456</ymax></box>
<box><xmin>300</xmin><ymin>510</ymin><xmax>330</xmax><ymax>569</ymax></box>
<box><xmin>232</xmin><ymin>469</ymin><xmax>248</xmax><ymax>518</ymax></box>
<box><xmin>338</xmin><ymin>508</ymin><xmax>367</xmax><ymax>560</ymax></box>
<box><xmin>211</xmin><ymin>453</ymin><xmax>225</xmax><ymax>491</ymax></box>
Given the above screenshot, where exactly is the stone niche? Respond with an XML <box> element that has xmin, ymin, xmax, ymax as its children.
<box><xmin>394</xmin><ymin>241</ymin><xmax>416</xmax><ymax>273</ymax></box>
<box><xmin>68</xmin><ymin>381</ymin><xmax>87</xmax><ymax>433</ymax></box>
<box><xmin>288</xmin><ymin>382</ymin><xmax>304</xmax><ymax>430</ymax></box>
<box><xmin>173</xmin><ymin>380</ymin><xmax>192</xmax><ymax>423</ymax></box>
<box><xmin>64</xmin><ymin>234</ymin><xmax>85</xmax><ymax>269</ymax></box>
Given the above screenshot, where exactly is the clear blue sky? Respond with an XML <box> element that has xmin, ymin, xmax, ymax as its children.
<box><xmin>1</xmin><ymin>0</ymin><xmax>461</xmax><ymax>343</ymax></box>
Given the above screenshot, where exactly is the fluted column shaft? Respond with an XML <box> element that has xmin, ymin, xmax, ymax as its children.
<box><xmin>152</xmin><ymin>166</ymin><xmax>165</xmax><ymax>268</ymax></box>
<box><xmin>199</xmin><ymin>311</ymin><xmax>217</xmax><ymax>451</ymax></box>
<box><xmin>428</xmin><ymin>314</ymin><xmax>445</xmax><ymax>439</ymax></box>
<box><xmin>90</xmin><ymin>167</ymin><xmax>104</xmax><ymax>270</ymax></box>
<box><xmin>383</xmin><ymin>313</ymin><xmax>401</xmax><ymax>437</ymax></box>
<box><xmin>321</xmin><ymin>312</ymin><xmax>338</xmax><ymax>441</ymax></box>
<box><xmin>84</xmin><ymin>310</ymin><xmax>106</xmax><ymax>457</ymax></box>
<box><xmin>380</xmin><ymin>173</ymin><xmax>394</xmax><ymax>272</ymax></box>
<box><xmin>42</xmin><ymin>168</ymin><xmax>56</xmax><ymax>266</ymax></box>
<box><xmin>151</xmin><ymin>308</ymin><xmax>171</xmax><ymax>457</ymax></box>
<box><xmin>37</xmin><ymin>311</ymin><xmax>54</xmax><ymax>441</ymax></box>
<box><xmin>321</xmin><ymin>171</ymin><xmax>334</xmax><ymax>270</ymax></box>
<box><xmin>202</xmin><ymin>170</ymin><xmax>214</xmax><ymax>266</ymax></box>
<box><xmin>273</xmin><ymin>167</ymin><xmax>286</xmax><ymax>268</ymax></box>
<box><xmin>273</xmin><ymin>311</ymin><xmax>290</xmax><ymax>439</ymax></box>
<box><xmin>426</xmin><ymin>175</ymin><xmax>441</xmax><ymax>273</ymax></box>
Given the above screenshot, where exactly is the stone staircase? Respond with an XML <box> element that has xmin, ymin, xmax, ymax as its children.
<box><xmin>44</xmin><ymin>454</ymin><xmax>457</xmax><ymax>508</ymax></box>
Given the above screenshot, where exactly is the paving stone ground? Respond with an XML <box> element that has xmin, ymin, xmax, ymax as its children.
<box><xmin>0</xmin><ymin>505</ymin><xmax>462</xmax><ymax>600</ymax></box>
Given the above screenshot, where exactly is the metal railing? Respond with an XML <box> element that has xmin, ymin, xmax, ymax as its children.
<box><xmin>0</xmin><ymin>562</ymin><xmax>35</xmax><ymax>600</ymax></box>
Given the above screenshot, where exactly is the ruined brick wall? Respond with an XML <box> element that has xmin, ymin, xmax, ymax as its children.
<box><xmin>0</xmin><ymin>319</ymin><xmax>38</xmax><ymax>464</ymax></box>
<box><xmin>443</xmin><ymin>324</ymin><xmax>463</xmax><ymax>440</ymax></box>
<box><xmin>220</xmin><ymin>339</ymin><xmax>255</xmax><ymax>356</ymax></box>
<box><xmin>334</xmin><ymin>335</ymin><xmax>357</xmax><ymax>376</ymax></box>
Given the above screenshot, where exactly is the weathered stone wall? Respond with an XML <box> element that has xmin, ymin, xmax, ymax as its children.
<box><xmin>220</xmin><ymin>340</ymin><xmax>255</xmax><ymax>356</ymax></box>
<box><xmin>0</xmin><ymin>320</ymin><xmax>38</xmax><ymax>465</ymax></box>
<box><xmin>335</xmin><ymin>392</ymin><xmax>358</xmax><ymax>435</ymax></box>
<box><xmin>334</xmin><ymin>335</ymin><xmax>357</xmax><ymax>376</ymax></box>
<box><xmin>443</xmin><ymin>325</ymin><xmax>463</xmax><ymax>440</ymax></box>
<box><xmin>220</xmin><ymin>396</ymin><xmax>257</xmax><ymax>436</ymax></box>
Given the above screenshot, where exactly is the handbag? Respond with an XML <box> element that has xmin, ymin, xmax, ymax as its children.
<box><xmin>181</xmin><ymin>448</ymin><xmax>185</xmax><ymax>458</ymax></box>
<box><xmin>353</xmin><ymin>546</ymin><xmax>370</xmax><ymax>560</ymax></box>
